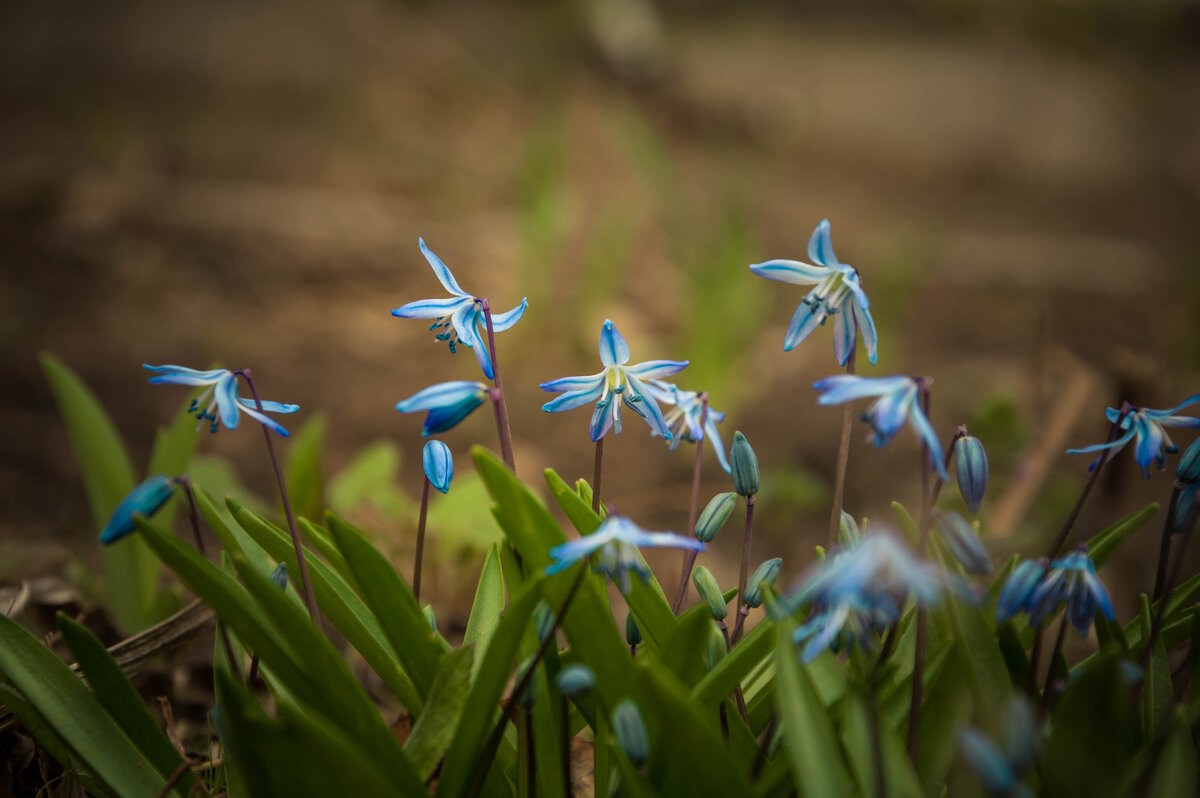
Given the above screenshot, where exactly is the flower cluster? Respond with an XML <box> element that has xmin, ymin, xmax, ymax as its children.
<box><xmin>996</xmin><ymin>548</ymin><xmax>1114</xmax><ymax>637</ymax></box>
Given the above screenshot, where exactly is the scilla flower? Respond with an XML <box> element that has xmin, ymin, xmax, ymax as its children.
<box><xmin>813</xmin><ymin>374</ymin><xmax>948</xmax><ymax>481</ymax></box>
<box><xmin>390</xmin><ymin>238</ymin><xmax>528</xmax><ymax>380</ymax></box>
<box><xmin>1067</xmin><ymin>395</ymin><xmax>1200</xmax><ymax>478</ymax></box>
<box><xmin>100</xmin><ymin>475</ymin><xmax>176</xmax><ymax>544</ymax></box>
<box><xmin>645</xmin><ymin>381</ymin><xmax>731</xmax><ymax>473</ymax></box>
<box><xmin>539</xmin><ymin>320</ymin><xmax>687</xmax><ymax>441</ymax></box>
<box><xmin>546</xmin><ymin>515</ymin><xmax>703</xmax><ymax>593</ymax></box>
<box><xmin>144</xmin><ymin>365</ymin><xmax>299</xmax><ymax>437</ymax></box>
<box><xmin>749</xmin><ymin>220</ymin><xmax>878</xmax><ymax>366</ymax></box>
<box><xmin>1025</xmin><ymin>547</ymin><xmax>1114</xmax><ymax>636</ymax></box>
<box><xmin>395</xmin><ymin>381</ymin><xmax>489</xmax><ymax>436</ymax></box>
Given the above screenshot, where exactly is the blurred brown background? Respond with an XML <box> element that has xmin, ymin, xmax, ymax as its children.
<box><xmin>3</xmin><ymin>0</ymin><xmax>1199</xmax><ymax>622</ymax></box>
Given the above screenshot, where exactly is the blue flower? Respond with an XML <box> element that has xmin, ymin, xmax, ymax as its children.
<box><xmin>395</xmin><ymin>381</ymin><xmax>489</xmax><ymax>437</ymax></box>
<box><xmin>101</xmin><ymin>475</ymin><xmax>176</xmax><ymax>544</ymax></box>
<box><xmin>539</xmin><ymin>320</ymin><xmax>688</xmax><ymax>442</ymax></box>
<box><xmin>1025</xmin><ymin>549</ymin><xmax>1114</xmax><ymax>636</ymax></box>
<box><xmin>390</xmin><ymin>238</ymin><xmax>528</xmax><ymax>380</ymax></box>
<box><xmin>422</xmin><ymin>440</ymin><xmax>454</xmax><ymax>494</ymax></box>
<box><xmin>644</xmin><ymin>382</ymin><xmax>731</xmax><ymax>473</ymax></box>
<box><xmin>812</xmin><ymin>375</ymin><xmax>948</xmax><ymax>481</ymax></box>
<box><xmin>749</xmin><ymin>220</ymin><xmax>878</xmax><ymax>365</ymax></box>
<box><xmin>995</xmin><ymin>559</ymin><xmax>1047</xmax><ymax>623</ymax></box>
<box><xmin>1067</xmin><ymin>396</ymin><xmax>1200</xmax><ymax>478</ymax></box>
<box><xmin>144</xmin><ymin>365</ymin><xmax>299</xmax><ymax>437</ymax></box>
<box><xmin>546</xmin><ymin>515</ymin><xmax>704</xmax><ymax>593</ymax></box>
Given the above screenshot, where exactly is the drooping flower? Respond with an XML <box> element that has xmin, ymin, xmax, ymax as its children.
<box><xmin>100</xmin><ymin>475</ymin><xmax>176</xmax><ymax>544</ymax></box>
<box><xmin>812</xmin><ymin>374</ymin><xmax>948</xmax><ymax>481</ymax></box>
<box><xmin>957</xmin><ymin>699</ymin><xmax>1038</xmax><ymax>798</ymax></box>
<box><xmin>390</xmin><ymin>238</ymin><xmax>528</xmax><ymax>380</ymax></box>
<box><xmin>144</xmin><ymin>365</ymin><xmax>299</xmax><ymax>437</ymax></box>
<box><xmin>546</xmin><ymin>515</ymin><xmax>703</xmax><ymax>593</ymax></box>
<box><xmin>539</xmin><ymin>320</ymin><xmax>687</xmax><ymax>442</ymax></box>
<box><xmin>395</xmin><ymin>381</ymin><xmax>489</xmax><ymax>437</ymax></box>
<box><xmin>644</xmin><ymin>382</ymin><xmax>731</xmax><ymax>472</ymax></box>
<box><xmin>995</xmin><ymin>559</ymin><xmax>1047</xmax><ymax>623</ymax></box>
<box><xmin>1025</xmin><ymin>548</ymin><xmax>1114</xmax><ymax>636</ymax></box>
<box><xmin>748</xmin><ymin>220</ymin><xmax>878</xmax><ymax>365</ymax></box>
<box><xmin>1067</xmin><ymin>396</ymin><xmax>1200</xmax><ymax>478</ymax></box>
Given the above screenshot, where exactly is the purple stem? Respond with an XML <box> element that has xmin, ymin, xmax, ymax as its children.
<box><xmin>478</xmin><ymin>298</ymin><xmax>516</xmax><ymax>473</ymax></box>
<box><xmin>413</xmin><ymin>476</ymin><xmax>432</xmax><ymax>603</ymax></box>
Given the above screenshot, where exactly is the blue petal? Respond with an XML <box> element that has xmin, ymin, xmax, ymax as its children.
<box><xmin>842</xmin><ymin>269</ymin><xmax>870</xmax><ymax>310</ymax></box>
<box><xmin>237</xmin><ymin>397</ymin><xmax>299</xmax><ymax>414</ymax></box>
<box><xmin>542</xmin><ymin>381</ymin><xmax>605</xmax><ymax>412</ymax></box>
<box><xmin>833</xmin><ymin>306</ymin><xmax>856</xmax><ymax>367</ymax></box>
<box><xmin>814</xmin><ymin>375</ymin><xmax>910</xmax><ymax>405</ymax></box>
<box><xmin>748</xmin><ymin>259</ymin><xmax>829</xmax><ymax>285</ymax></box>
<box><xmin>422</xmin><ymin>392</ymin><xmax>486</xmax><ymax>435</ymax></box>
<box><xmin>706</xmin><ymin>419</ymin><xmax>732</xmax><ymax>473</ymax></box>
<box><xmin>807</xmin><ymin>219</ymin><xmax>840</xmax><ymax>267</ymax></box>
<box><xmin>1066</xmin><ymin>425</ymin><xmax>1138</xmax><ymax>457</ymax></box>
<box><xmin>422</xmin><ymin>440</ymin><xmax>454</xmax><ymax>493</ymax></box>
<box><xmin>957</xmin><ymin>728</ymin><xmax>1017</xmax><ymax>796</ymax></box>
<box><xmin>598</xmin><ymin>320</ymin><xmax>631</xmax><ymax>367</ymax></box>
<box><xmin>783</xmin><ymin>300</ymin><xmax>825</xmax><ymax>352</ymax></box>
<box><xmin>238</xmin><ymin>401</ymin><xmax>292</xmax><ymax>437</ymax></box>
<box><xmin>624</xmin><ymin>374</ymin><xmax>673</xmax><ymax>439</ymax></box>
<box><xmin>489</xmin><ymin>298</ymin><xmax>528</xmax><ymax>332</ymax></box>
<box><xmin>547</xmin><ymin>536</ymin><xmax>607</xmax><ymax>572</ymax></box>
<box><xmin>215</xmin><ymin>372</ymin><xmax>241</xmax><ymax>430</ymax></box>
<box><xmin>391</xmin><ymin>296</ymin><xmax>469</xmax><ymax>319</ymax></box>
<box><xmin>395</xmin><ymin>381</ymin><xmax>487</xmax><ymax>413</ymax></box>
<box><xmin>144</xmin><ymin>364</ymin><xmax>229</xmax><ymax>386</ymax></box>
<box><xmin>1133</xmin><ymin>416</ymin><xmax>1163</xmax><ymax>470</ymax></box>
<box><xmin>590</xmin><ymin>398</ymin><xmax>616</xmax><ymax>441</ymax></box>
<box><xmin>851</xmin><ymin>301</ymin><xmax>879</xmax><ymax>366</ymax></box>
<box><xmin>419</xmin><ymin>238</ymin><xmax>469</xmax><ymax>297</ymax></box>
<box><xmin>100</xmin><ymin>475</ymin><xmax>176</xmax><ymax>544</ymax></box>
<box><xmin>1085</xmin><ymin>571</ymin><xmax>1115</xmax><ymax>621</ymax></box>
<box><xmin>907</xmin><ymin>404</ymin><xmax>950</xmax><ymax>482</ymax></box>
<box><xmin>624</xmin><ymin>360</ymin><xmax>689</xmax><ymax>380</ymax></box>
<box><xmin>869</xmin><ymin>385</ymin><xmax>915</xmax><ymax>442</ymax></box>
<box><xmin>540</xmin><ymin>373</ymin><xmax>606</xmax><ymax>393</ymax></box>
<box><xmin>1149</xmin><ymin>393</ymin><xmax>1200</xmax><ymax>418</ymax></box>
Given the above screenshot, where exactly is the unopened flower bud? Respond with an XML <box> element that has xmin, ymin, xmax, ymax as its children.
<box><xmin>838</xmin><ymin>511</ymin><xmax>861</xmax><ymax>548</ymax></box>
<box><xmin>935</xmin><ymin>511</ymin><xmax>992</xmax><ymax>575</ymax></box>
<box><xmin>534</xmin><ymin>601</ymin><xmax>555</xmax><ymax>644</ymax></box>
<box><xmin>422</xmin><ymin>604</ymin><xmax>437</xmax><ymax>632</ymax></box>
<box><xmin>611</xmin><ymin>699</ymin><xmax>649</xmax><ymax>766</ymax></box>
<box><xmin>954</xmin><ymin>434</ymin><xmax>989</xmax><ymax>515</ymax></box>
<box><xmin>704</xmin><ymin>625</ymin><xmax>727</xmax><ymax>670</ymax></box>
<box><xmin>692</xmin><ymin>566</ymin><xmax>727</xmax><ymax>620</ymax></box>
<box><xmin>269</xmin><ymin>562</ymin><xmax>289</xmax><ymax>591</ymax></box>
<box><xmin>556</xmin><ymin>664</ymin><xmax>595</xmax><ymax>697</ymax></box>
<box><xmin>694</xmin><ymin>492</ymin><xmax>737</xmax><ymax>542</ymax></box>
<box><xmin>1178</xmin><ymin>438</ymin><xmax>1200</xmax><ymax>484</ymax></box>
<box><xmin>422</xmin><ymin>440</ymin><xmax>454</xmax><ymax>494</ymax></box>
<box><xmin>624</xmin><ymin>611</ymin><xmax>642</xmax><ymax>648</ymax></box>
<box><xmin>730</xmin><ymin>431</ymin><xmax>759</xmax><ymax>497</ymax></box>
<box><xmin>100</xmin><ymin>475</ymin><xmax>176</xmax><ymax>544</ymax></box>
<box><xmin>743</xmin><ymin>558</ymin><xmax>782</xmax><ymax>608</ymax></box>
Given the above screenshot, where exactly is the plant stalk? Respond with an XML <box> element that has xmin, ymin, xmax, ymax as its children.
<box><xmin>672</xmin><ymin>395</ymin><xmax>709</xmax><ymax>613</ymax></box>
<box><xmin>413</xmin><ymin>477</ymin><xmax>432</xmax><ymax>603</ymax></box>
<box><xmin>479</xmin><ymin>298</ymin><xmax>517</xmax><ymax>473</ymax></box>
<box><xmin>735</xmin><ymin>496</ymin><xmax>757</xmax><ymax>629</ymax></box>
<box><xmin>592</xmin><ymin>437</ymin><xmax>604</xmax><ymax>514</ymax></box>
<box><xmin>1151</xmin><ymin>484</ymin><xmax>1182</xmax><ymax>602</ymax></box>
<box><xmin>828</xmin><ymin>347</ymin><xmax>857</xmax><ymax>546</ymax></box>
<box><xmin>1040</xmin><ymin>614</ymin><xmax>1071</xmax><ymax>712</ymax></box>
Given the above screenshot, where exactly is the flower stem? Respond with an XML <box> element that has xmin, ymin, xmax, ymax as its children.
<box><xmin>560</xmin><ymin>694</ymin><xmax>574</xmax><ymax>798</ymax></box>
<box><xmin>1040</xmin><ymin>614</ymin><xmax>1071</xmax><ymax>712</ymax></box>
<box><xmin>734</xmin><ymin>496</ymin><xmax>757</xmax><ymax>636</ymax></box>
<box><xmin>236</xmin><ymin>370</ymin><xmax>321</xmax><ymax>631</ymax></box>
<box><xmin>719</xmin><ymin>619</ymin><xmax>750</xmax><ymax>723</ymax></box>
<box><xmin>1045</xmin><ymin>403</ymin><xmax>1133</xmax><ymax>560</ymax></box>
<box><xmin>1151</xmin><ymin>484</ymin><xmax>1182</xmax><ymax>602</ymax></box>
<box><xmin>1026</xmin><ymin>623</ymin><xmax>1045</xmax><ymax>697</ymax></box>
<box><xmin>467</xmin><ymin>565</ymin><xmax>588</xmax><ymax>798</ymax></box>
<box><xmin>1143</xmin><ymin>501</ymin><xmax>1197</xmax><ymax>668</ymax></box>
<box><xmin>592</xmin><ymin>437</ymin><xmax>604</xmax><ymax>514</ymax></box>
<box><xmin>176</xmin><ymin>477</ymin><xmax>241</xmax><ymax>682</ymax></box>
<box><xmin>751</xmin><ymin>714</ymin><xmax>778</xmax><ymax>780</ymax></box>
<box><xmin>827</xmin><ymin>347</ymin><xmax>856</xmax><ymax>547</ymax></box>
<box><xmin>672</xmin><ymin>395</ymin><xmax>709</xmax><ymax>613</ymax></box>
<box><xmin>413</xmin><ymin>476</ymin><xmax>432</xmax><ymax>603</ymax></box>
<box><xmin>868</xmin><ymin>684</ymin><xmax>888</xmax><ymax>798</ymax></box>
<box><xmin>479</xmin><ymin>298</ymin><xmax>516</xmax><ymax>473</ymax></box>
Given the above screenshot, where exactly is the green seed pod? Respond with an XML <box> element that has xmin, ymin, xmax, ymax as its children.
<box><xmin>695</xmin><ymin>492</ymin><xmax>738</xmax><ymax>542</ymax></box>
<box><xmin>556</xmin><ymin>664</ymin><xmax>596</xmax><ymax>697</ymax></box>
<box><xmin>730</xmin><ymin>431</ymin><xmax>760</xmax><ymax>497</ymax></box>
<box><xmin>954</xmin><ymin>434</ymin><xmax>989</xmax><ymax>515</ymax></box>
<box><xmin>838</xmin><ymin>511</ymin><xmax>861</xmax><ymax>549</ymax></box>
<box><xmin>534</xmin><ymin>601</ymin><xmax>556</xmax><ymax>644</ymax></box>
<box><xmin>704</xmin><ymin>625</ymin><xmax>727</xmax><ymax>671</ymax></box>
<box><xmin>743</xmin><ymin>558</ymin><xmax>783</xmax><ymax>608</ymax></box>
<box><xmin>611</xmin><ymin>699</ymin><xmax>649</xmax><ymax>766</ymax></box>
<box><xmin>624</xmin><ymin>611</ymin><xmax>642</xmax><ymax>648</ymax></box>
<box><xmin>691</xmin><ymin>566</ymin><xmax>727</xmax><ymax>620</ymax></box>
<box><xmin>422</xmin><ymin>604</ymin><xmax>437</xmax><ymax>632</ymax></box>
<box><xmin>269</xmin><ymin>562</ymin><xmax>289</xmax><ymax>591</ymax></box>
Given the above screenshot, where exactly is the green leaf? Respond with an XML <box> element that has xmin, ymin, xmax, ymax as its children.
<box><xmin>915</xmin><ymin>655</ymin><xmax>973</xmax><ymax>793</ymax></box>
<box><xmin>773</xmin><ymin>614</ymin><xmax>852</xmax><ymax>797</ymax></box>
<box><xmin>41</xmin><ymin>352</ymin><xmax>158</xmax><ymax>633</ymax></box>
<box><xmin>692</xmin><ymin>614</ymin><xmax>774</xmax><ymax>708</ymax></box>
<box><xmin>192</xmin><ymin>490</ymin><xmax>273</xmax><ymax>577</ymax></box>
<box><xmin>228</xmin><ymin>501</ymin><xmax>423</xmax><ymax>712</ymax></box>
<box><xmin>1145</xmin><ymin>636</ymin><xmax>1172</xmax><ymax>741</ymax></box>
<box><xmin>285</xmin><ymin>414</ymin><xmax>326</xmax><ymax>526</ymax></box>
<box><xmin>545</xmin><ymin>468</ymin><xmax>678</xmax><ymax>650</ymax></box>
<box><xmin>301</xmin><ymin>516</ymin><xmax>353</xmax><ymax>580</ymax></box>
<box><xmin>329</xmin><ymin>440</ymin><xmax>410</xmax><ymax>519</ymax></box>
<box><xmin>464</xmin><ymin>543</ymin><xmax>505</xmax><ymax>682</ymax></box>
<box><xmin>328</xmin><ymin>513</ymin><xmax>443</xmax><ymax>698</ymax></box>
<box><xmin>438</xmin><ymin>581</ymin><xmax>543</xmax><ymax>798</ymax></box>
<box><xmin>1087</xmin><ymin>503</ymin><xmax>1159</xmax><ymax>568</ymax></box>
<box><xmin>405</xmin><ymin>647</ymin><xmax>475</xmax><ymax>780</ymax></box>
<box><xmin>0</xmin><ymin>612</ymin><xmax>177</xmax><ymax>796</ymax></box>
<box><xmin>662</xmin><ymin>603</ymin><xmax>719</xmax><ymax>687</ymax></box>
<box><xmin>57</xmin><ymin>614</ymin><xmax>188</xmax><ymax>789</ymax></box>
<box><xmin>840</xmin><ymin>688</ymin><xmax>924</xmax><ymax>798</ymax></box>
<box><xmin>1148</xmin><ymin>711</ymin><xmax>1198</xmax><ymax>798</ymax></box>
<box><xmin>891</xmin><ymin>501</ymin><xmax>921</xmax><ymax>547</ymax></box>
<box><xmin>0</xmin><ymin>682</ymin><xmax>107</xmax><ymax>797</ymax></box>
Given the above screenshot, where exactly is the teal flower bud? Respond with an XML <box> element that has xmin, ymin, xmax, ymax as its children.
<box><xmin>838</xmin><ymin>511</ymin><xmax>861</xmax><ymax>549</ymax></box>
<box><xmin>611</xmin><ymin>699</ymin><xmax>649</xmax><ymax>766</ymax></box>
<box><xmin>422</xmin><ymin>440</ymin><xmax>453</xmax><ymax>494</ymax></box>
<box><xmin>422</xmin><ymin>604</ymin><xmax>437</xmax><ymax>632</ymax></box>
<box><xmin>516</xmin><ymin>656</ymin><xmax>539</xmax><ymax>708</ymax></box>
<box><xmin>934</xmin><ymin>511</ymin><xmax>992</xmax><ymax>575</ymax></box>
<box><xmin>743</xmin><ymin>558</ymin><xmax>783</xmax><ymax>608</ymax></box>
<box><xmin>730</xmin><ymin>431</ymin><xmax>759</xmax><ymax>497</ymax></box>
<box><xmin>100</xmin><ymin>475</ymin><xmax>176</xmax><ymax>544</ymax></box>
<box><xmin>954</xmin><ymin>433</ymin><xmax>989</xmax><ymax>515</ymax></box>
<box><xmin>269</xmin><ymin>562</ymin><xmax>289</xmax><ymax>591</ymax></box>
<box><xmin>691</xmin><ymin>566</ymin><xmax>727</xmax><ymax>620</ymax></box>
<box><xmin>624</xmin><ymin>611</ymin><xmax>642</xmax><ymax>648</ymax></box>
<box><xmin>534</xmin><ymin>601</ymin><xmax>556</xmax><ymax>644</ymax></box>
<box><xmin>556</xmin><ymin>664</ymin><xmax>596</xmax><ymax>697</ymax></box>
<box><xmin>704</xmin><ymin>625</ymin><xmax>726</xmax><ymax>670</ymax></box>
<box><xmin>695</xmin><ymin>492</ymin><xmax>737</xmax><ymax>542</ymax></box>
<box><xmin>1178</xmin><ymin>437</ymin><xmax>1200</xmax><ymax>484</ymax></box>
